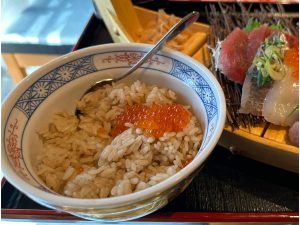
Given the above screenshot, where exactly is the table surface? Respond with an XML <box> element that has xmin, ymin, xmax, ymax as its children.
<box><xmin>1</xmin><ymin>0</ymin><xmax>94</xmax><ymax>54</ymax></box>
<box><xmin>2</xmin><ymin>1</ymin><xmax>299</xmax><ymax>222</ymax></box>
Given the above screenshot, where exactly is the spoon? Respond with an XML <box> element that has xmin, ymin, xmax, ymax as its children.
<box><xmin>81</xmin><ymin>11</ymin><xmax>199</xmax><ymax>95</ymax></box>
<box><xmin>74</xmin><ymin>11</ymin><xmax>200</xmax><ymax>120</ymax></box>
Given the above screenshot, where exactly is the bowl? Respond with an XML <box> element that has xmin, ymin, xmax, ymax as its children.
<box><xmin>1</xmin><ymin>43</ymin><xmax>226</xmax><ymax>221</ymax></box>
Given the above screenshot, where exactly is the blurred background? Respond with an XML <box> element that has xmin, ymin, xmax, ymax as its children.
<box><xmin>1</xmin><ymin>0</ymin><xmax>94</xmax><ymax>100</ymax></box>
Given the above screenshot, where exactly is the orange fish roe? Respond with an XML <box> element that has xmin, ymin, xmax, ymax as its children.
<box><xmin>284</xmin><ymin>45</ymin><xmax>299</xmax><ymax>80</ymax></box>
<box><xmin>111</xmin><ymin>103</ymin><xmax>190</xmax><ymax>138</ymax></box>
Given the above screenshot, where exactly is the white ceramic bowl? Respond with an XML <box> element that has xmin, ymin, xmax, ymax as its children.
<box><xmin>1</xmin><ymin>43</ymin><xmax>226</xmax><ymax>221</ymax></box>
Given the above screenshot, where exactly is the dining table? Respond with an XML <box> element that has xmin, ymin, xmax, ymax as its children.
<box><xmin>1</xmin><ymin>1</ymin><xmax>299</xmax><ymax>223</ymax></box>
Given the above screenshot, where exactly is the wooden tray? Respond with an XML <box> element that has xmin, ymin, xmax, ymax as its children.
<box><xmin>220</xmin><ymin>126</ymin><xmax>298</xmax><ymax>172</ymax></box>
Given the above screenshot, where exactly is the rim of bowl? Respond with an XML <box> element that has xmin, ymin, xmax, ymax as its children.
<box><xmin>2</xmin><ymin>43</ymin><xmax>226</xmax><ymax>208</ymax></box>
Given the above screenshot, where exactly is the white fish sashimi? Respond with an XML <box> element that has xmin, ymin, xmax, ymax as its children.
<box><xmin>262</xmin><ymin>74</ymin><xmax>299</xmax><ymax>126</ymax></box>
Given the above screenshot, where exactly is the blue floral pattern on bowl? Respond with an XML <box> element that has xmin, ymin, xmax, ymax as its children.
<box><xmin>16</xmin><ymin>56</ymin><xmax>98</xmax><ymax>118</ymax></box>
<box><xmin>170</xmin><ymin>59</ymin><xmax>217</xmax><ymax>122</ymax></box>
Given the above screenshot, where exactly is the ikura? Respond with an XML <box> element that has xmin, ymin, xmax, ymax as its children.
<box><xmin>111</xmin><ymin>103</ymin><xmax>190</xmax><ymax>138</ymax></box>
<box><xmin>284</xmin><ymin>45</ymin><xmax>299</xmax><ymax>80</ymax></box>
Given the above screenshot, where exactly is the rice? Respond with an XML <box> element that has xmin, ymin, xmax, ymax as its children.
<box><xmin>36</xmin><ymin>80</ymin><xmax>203</xmax><ymax>198</ymax></box>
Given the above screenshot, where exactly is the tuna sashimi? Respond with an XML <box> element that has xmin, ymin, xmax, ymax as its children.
<box><xmin>247</xmin><ymin>25</ymin><xmax>271</xmax><ymax>64</ymax></box>
<box><xmin>218</xmin><ymin>26</ymin><xmax>272</xmax><ymax>85</ymax></box>
<box><xmin>285</xmin><ymin>33</ymin><xmax>299</xmax><ymax>48</ymax></box>
<box><xmin>219</xmin><ymin>28</ymin><xmax>248</xmax><ymax>84</ymax></box>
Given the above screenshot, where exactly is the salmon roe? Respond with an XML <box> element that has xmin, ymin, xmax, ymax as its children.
<box><xmin>111</xmin><ymin>103</ymin><xmax>190</xmax><ymax>138</ymax></box>
<box><xmin>284</xmin><ymin>45</ymin><xmax>299</xmax><ymax>80</ymax></box>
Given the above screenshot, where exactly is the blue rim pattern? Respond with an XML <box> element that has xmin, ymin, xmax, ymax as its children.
<box><xmin>14</xmin><ymin>53</ymin><xmax>217</xmax><ymax>122</ymax></box>
<box><xmin>170</xmin><ymin>59</ymin><xmax>217</xmax><ymax>122</ymax></box>
<box><xmin>16</xmin><ymin>56</ymin><xmax>97</xmax><ymax>118</ymax></box>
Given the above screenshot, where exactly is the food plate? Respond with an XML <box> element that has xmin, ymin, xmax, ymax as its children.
<box><xmin>207</xmin><ymin>3</ymin><xmax>299</xmax><ymax>172</ymax></box>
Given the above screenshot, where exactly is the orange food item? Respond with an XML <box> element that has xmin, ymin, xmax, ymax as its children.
<box><xmin>284</xmin><ymin>45</ymin><xmax>299</xmax><ymax>80</ymax></box>
<box><xmin>112</xmin><ymin>103</ymin><xmax>190</xmax><ymax>138</ymax></box>
<box><xmin>75</xmin><ymin>165</ymin><xmax>83</xmax><ymax>174</ymax></box>
<box><xmin>181</xmin><ymin>158</ymin><xmax>193</xmax><ymax>169</ymax></box>
<box><xmin>97</xmin><ymin>127</ymin><xmax>106</xmax><ymax>136</ymax></box>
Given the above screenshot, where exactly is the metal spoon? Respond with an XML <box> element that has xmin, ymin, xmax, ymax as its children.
<box><xmin>79</xmin><ymin>11</ymin><xmax>199</xmax><ymax>101</ymax></box>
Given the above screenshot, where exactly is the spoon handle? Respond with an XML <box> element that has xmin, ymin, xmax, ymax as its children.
<box><xmin>117</xmin><ymin>11</ymin><xmax>200</xmax><ymax>79</ymax></box>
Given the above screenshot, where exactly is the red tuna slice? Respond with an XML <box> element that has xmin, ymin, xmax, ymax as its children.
<box><xmin>247</xmin><ymin>25</ymin><xmax>271</xmax><ymax>64</ymax></box>
<box><xmin>219</xmin><ymin>28</ymin><xmax>248</xmax><ymax>84</ymax></box>
<box><xmin>285</xmin><ymin>33</ymin><xmax>299</xmax><ymax>48</ymax></box>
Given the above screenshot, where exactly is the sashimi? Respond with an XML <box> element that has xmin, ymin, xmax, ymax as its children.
<box><xmin>247</xmin><ymin>25</ymin><xmax>271</xmax><ymax>64</ymax></box>
<box><xmin>239</xmin><ymin>26</ymin><xmax>274</xmax><ymax>115</ymax></box>
<box><xmin>262</xmin><ymin>44</ymin><xmax>299</xmax><ymax>126</ymax></box>
<box><xmin>218</xmin><ymin>28</ymin><xmax>248</xmax><ymax>84</ymax></box>
<box><xmin>218</xmin><ymin>25</ymin><xmax>272</xmax><ymax>85</ymax></box>
<box><xmin>239</xmin><ymin>65</ymin><xmax>272</xmax><ymax>116</ymax></box>
<box><xmin>285</xmin><ymin>33</ymin><xmax>299</xmax><ymax>48</ymax></box>
<box><xmin>213</xmin><ymin>18</ymin><xmax>299</xmax><ymax>147</ymax></box>
<box><xmin>240</xmin><ymin>31</ymin><xmax>299</xmax><ymax>128</ymax></box>
<box><xmin>262</xmin><ymin>73</ymin><xmax>299</xmax><ymax>126</ymax></box>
